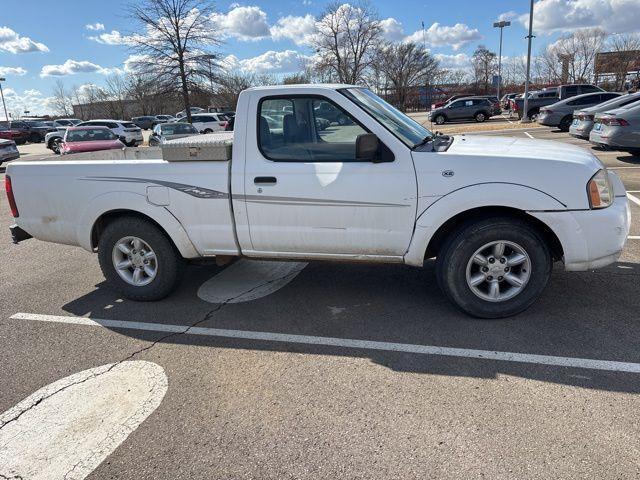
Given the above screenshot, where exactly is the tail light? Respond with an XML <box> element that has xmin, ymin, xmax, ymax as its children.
<box><xmin>5</xmin><ymin>175</ymin><xmax>19</xmax><ymax>217</ymax></box>
<box><xmin>601</xmin><ymin>117</ymin><xmax>629</xmax><ymax>126</ymax></box>
<box><xmin>219</xmin><ymin>121</ymin><xmax>227</xmax><ymax>127</ymax></box>
<box><xmin>543</xmin><ymin>109</ymin><xmax>553</xmax><ymax>114</ymax></box>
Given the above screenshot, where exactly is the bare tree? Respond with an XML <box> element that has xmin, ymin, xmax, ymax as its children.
<box><xmin>606</xmin><ymin>33</ymin><xmax>640</xmax><ymax>90</ymax></box>
<box><xmin>312</xmin><ymin>1</ymin><xmax>382</xmax><ymax>84</ymax></box>
<box><xmin>128</xmin><ymin>0</ymin><xmax>221</xmax><ymax>122</ymax></box>
<box><xmin>212</xmin><ymin>72</ymin><xmax>276</xmax><ymax>109</ymax></box>
<box><xmin>378</xmin><ymin>42</ymin><xmax>439</xmax><ymax>111</ymax></box>
<box><xmin>541</xmin><ymin>28</ymin><xmax>607</xmax><ymax>84</ymax></box>
<box><xmin>471</xmin><ymin>45</ymin><xmax>497</xmax><ymax>93</ymax></box>
<box><xmin>52</xmin><ymin>80</ymin><xmax>71</xmax><ymax>117</ymax></box>
<box><xmin>102</xmin><ymin>74</ymin><xmax>129</xmax><ymax>119</ymax></box>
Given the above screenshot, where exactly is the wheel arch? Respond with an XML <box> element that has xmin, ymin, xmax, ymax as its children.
<box><xmin>404</xmin><ymin>183</ymin><xmax>568</xmax><ymax>267</ymax></box>
<box><xmin>77</xmin><ymin>192</ymin><xmax>200</xmax><ymax>259</ymax></box>
<box><xmin>423</xmin><ymin>206</ymin><xmax>563</xmax><ymax>262</ymax></box>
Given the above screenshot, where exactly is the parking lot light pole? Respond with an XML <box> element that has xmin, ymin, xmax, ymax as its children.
<box><xmin>493</xmin><ymin>20</ymin><xmax>511</xmax><ymax>103</ymax></box>
<box><xmin>522</xmin><ymin>0</ymin><xmax>535</xmax><ymax>123</ymax></box>
<box><xmin>0</xmin><ymin>77</ymin><xmax>9</xmax><ymax>126</ymax></box>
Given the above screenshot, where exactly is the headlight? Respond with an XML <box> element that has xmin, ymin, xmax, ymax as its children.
<box><xmin>587</xmin><ymin>169</ymin><xmax>613</xmax><ymax>209</ymax></box>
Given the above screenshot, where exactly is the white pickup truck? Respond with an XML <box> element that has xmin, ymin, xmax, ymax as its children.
<box><xmin>5</xmin><ymin>84</ymin><xmax>631</xmax><ymax>318</ymax></box>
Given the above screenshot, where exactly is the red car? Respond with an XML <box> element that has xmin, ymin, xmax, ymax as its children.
<box><xmin>0</xmin><ymin>125</ymin><xmax>29</xmax><ymax>145</ymax></box>
<box><xmin>60</xmin><ymin>126</ymin><xmax>124</xmax><ymax>155</ymax></box>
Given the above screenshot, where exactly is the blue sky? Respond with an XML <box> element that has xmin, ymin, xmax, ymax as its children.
<box><xmin>1</xmin><ymin>0</ymin><xmax>638</xmax><ymax>115</ymax></box>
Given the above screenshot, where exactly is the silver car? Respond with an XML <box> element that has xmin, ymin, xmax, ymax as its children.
<box><xmin>148</xmin><ymin>122</ymin><xmax>200</xmax><ymax>146</ymax></box>
<box><xmin>589</xmin><ymin>102</ymin><xmax>640</xmax><ymax>154</ymax></box>
<box><xmin>570</xmin><ymin>92</ymin><xmax>640</xmax><ymax>139</ymax></box>
<box><xmin>0</xmin><ymin>139</ymin><xmax>20</xmax><ymax>166</ymax></box>
<box><xmin>537</xmin><ymin>92</ymin><xmax>621</xmax><ymax>131</ymax></box>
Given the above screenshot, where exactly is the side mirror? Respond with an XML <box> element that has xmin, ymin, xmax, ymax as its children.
<box><xmin>355</xmin><ymin>133</ymin><xmax>379</xmax><ymax>162</ymax></box>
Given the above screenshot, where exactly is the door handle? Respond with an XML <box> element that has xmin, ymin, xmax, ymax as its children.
<box><xmin>254</xmin><ymin>176</ymin><xmax>277</xmax><ymax>185</ymax></box>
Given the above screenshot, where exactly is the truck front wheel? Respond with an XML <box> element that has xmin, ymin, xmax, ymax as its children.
<box><xmin>436</xmin><ymin>218</ymin><xmax>552</xmax><ymax>318</ymax></box>
<box><xmin>98</xmin><ymin>217</ymin><xmax>185</xmax><ymax>301</ymax></box>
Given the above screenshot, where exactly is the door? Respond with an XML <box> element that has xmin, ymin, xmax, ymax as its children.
<box><xmin>242</xmin><ymin>94</ymin><xmax>417</xmax><ymax>257</ymax></box>
<box><xmin>447</xmin><ymin>100</ymin><xmax>466</xmax><ymax>120</ymax></box>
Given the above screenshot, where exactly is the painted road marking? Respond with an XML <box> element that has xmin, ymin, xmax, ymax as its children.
<box><xmin>629</xmin><ymin>236</ymin><xmax>640</xmax><ymax>240</ymax></box>
<box><xmin>0</xmin><ymin>361</ymin><xmax>167</xmax><ymax>480</ymax></box>
<box><xmin>627</xmin><ymin>193</ymin><xmax>640</xmax><ymax>208</ymax></box>
<box><xmin>197</xmin><ymin>259</ymin><xmax>307</xmax><ymax>303</ymax></box>
<box><xmin>10</xmin><ymin>312</ymin><xmax>640</xmax><ymax>374</ymax></box>
<box><xmin>608</xmin><ymin>166</ymin><xmax>640</xmax><ymax>169</ymax></box>
<box><xmin>524</xmin><ymin>131</ymin><xmax>535</xmax><ymax>139</ymax></box>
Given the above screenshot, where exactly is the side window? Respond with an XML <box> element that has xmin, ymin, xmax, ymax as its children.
<box><xmin>449</xmin><ymin>100</ymin><xmax>464</xmax><ymax>108</ymax></box>
<box><xmin>464</xmin><ymin>100</ymin><xmax>474</xmax><ymax>107</ymax></box>
<box><xmin>106</xmin><ymin>122</ymin><xmax>118</xmax><ymax>129</ymax></box>
<box><xmin>581</xmin><ymin>85</ymin><xmax>600</xmax><ymax>94</ymax></box>
<box><xmin>258</xmin><ymin>96</ymin><xmax>368</xmax><ymax>162</ymax></box>
<box><xmin>600</xmin><ymin>93</ymin><xmax>619</xmax><ymax>102</ymax></box>
<box><xmin>564</xmin><ymin>86</ymin><xmax>579</xmax><ymax>97</ymax></box>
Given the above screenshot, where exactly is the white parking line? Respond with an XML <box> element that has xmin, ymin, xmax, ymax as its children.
<box><xmin>627</xmin><ymin>193</ymin><xmax>640</xmax><ymax>207</ymax></box>
<box><xmin>524</xmin><ymin>132</ymin><xmax>534</xmax><ymax>139</ymax></box>
<box><xmin>0</xmin><ymin>361</ymin><xmax>167</xmax><ymax>479</ymax></box>
<box><xmin>9</xmin><ymin>312</ymin><xmax>640</xmax><ymax>374</ymax></box>
<box><xmin>629</xmin><ymin>236</ymin><xmax>640</xmax><ymax>240</ymax></box>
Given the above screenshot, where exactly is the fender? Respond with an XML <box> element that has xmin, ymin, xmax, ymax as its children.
<box><xmin>77</xmin><ymin>191</ymin><xmax>201</xmax><ymax>259</ymax></box>
<box><xmin>404</xmin><ymin>183</ymin><xmax>577</xmax><ymax>267</ymax></box>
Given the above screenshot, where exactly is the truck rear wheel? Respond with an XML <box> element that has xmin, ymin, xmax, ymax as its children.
<box><xmin>98</xmin><ymin>217</ymin><xmax>185</xmax><ymax>301</ymax></box>
<box><xmin>436</xmin><ymin>217</ymin><xmax>552</xmax><ymax>318</ymax></box>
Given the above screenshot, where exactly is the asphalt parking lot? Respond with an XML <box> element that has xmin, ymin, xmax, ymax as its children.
<box><xmin>2</xmin><ymin>125</ymin><xmax>640</xmax><ymax>479</ymax></box>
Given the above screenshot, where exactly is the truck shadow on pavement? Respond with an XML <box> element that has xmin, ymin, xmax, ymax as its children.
<box><xmin>62</xmin><ymin>260</ymin><xmax>640</xmax><ymax>393</ymax></box>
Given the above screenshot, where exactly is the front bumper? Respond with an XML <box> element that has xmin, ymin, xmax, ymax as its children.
<box><xmin>530</xmin><ymin>194</ymin><xmax>630</xmax><ymax>271</ymax></box>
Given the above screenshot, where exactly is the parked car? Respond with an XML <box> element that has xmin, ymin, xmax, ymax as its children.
<box><xmin>0</xmin><ymin>139</ymin><xmax>19</xmax><ymax>166</ymax></box>
<box><xmin>589</xmin><ymin>102</ymin><xmax>640</xmax><ymax>154</ymax></box>
<box><xmin>148</xmin><ymin>123</ymin><xmax>200</xmax><ymax>146</ymax></box>
<box><xmin>570</xmin><ymin>92</ymin><xmax>640</xmax><ymax>139</ymax></box>
<box><xmin>53</xmin><ymin>118</ymin><xmax>82</xmax><ymax>128</ymax></box>
<box><xmin>314</xmin><ymin>100</ymin><xmax>353</xmax><ymax>125</ymax></box>
<box><xmin>132</xmin><ymin>116</ymin><xmax>160</xmax><ymax>130</ymax></box>
<box><xmin>0</xmin><ymin>124</ymin><xmax>29</xmax><ymax>145</ymax></box>
<box><xmin>181</xmin><ymin>113</ymin><xmax>228</xmax><ymax>133</ymax></box>
<box><xmin>76</xmin><ymin>120</ymin><xmax>143</xmax><ymax>147</ymax></box>
<box><xmin>538</xmin><ymin>92</ymin><xmax>622</xmax><ymax>131</ymax></box>
<box><xmin>511</xmin><ymin>84</ymin><xmax>604</xmax><ymax>120</ymax></box>
<box><xmin>176</xmin><ymin>107</ymin><xmax>205</xmax><ymax>119</ymax></box>
<box><xmin>155</xmin><ymin>115</ymin><xmax>176</xmax><ymax>123</ymax></box>
<box><xmin>8</xmin><ymin>120</ymin><xmax>56</xmax><ymax>143</ymax></box>
<box><xmin>7</xmin><ymin>84</ymin><xmax>630</xmax><ymax>318</ymax></box>
<box><xmin>429</xmin><ymin>97</ymin><xmax>495</xmax><ymax>124</ymax></box>
<box><xmin>59</xmin><ymin>126</ymin><xmax>124</xmax><ymax>155</ymax></box>
<box><xmin>45</xmin><ymin>130</ymin><xmax>66</xmax><ymax>154</ymax></box>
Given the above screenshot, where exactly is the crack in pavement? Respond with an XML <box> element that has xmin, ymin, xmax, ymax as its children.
<box><xmin>0</xmin><ymin>269</ymin><xmax>299</xmax><ymax>438</ymax></box>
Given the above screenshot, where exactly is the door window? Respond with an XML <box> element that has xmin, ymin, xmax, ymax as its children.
<box><xmin>258</xmin><ymin>96</ymin><xmax>367</xmax><ymax>162</ymax></box>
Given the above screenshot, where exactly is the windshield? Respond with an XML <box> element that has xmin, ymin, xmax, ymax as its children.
<box><xmin>342</xmin><ymin>88</ymin><xmax>432</xmax><ymax>147</ymax></box>
<box><xmin>66</xmin><ymin>128</ymin><xmax>117</xmax><ymax>142</ymax></box>
<box><xmin>26</xmin><ymin>121</ymin><xmax>47</xmax><ymax>127</ymax></box>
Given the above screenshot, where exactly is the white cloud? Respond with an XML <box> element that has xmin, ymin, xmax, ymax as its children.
<box><xmin>270</xmin><ymin>14</ymin><xmax>316</xmax><ymax>46</ymax></box>
<box><xmin>434</xmin><ymin>53</ymin><xmax>472</xmax><ymax>69</ymax></box>
<box><xmin>40</xmin><ymin>59</ymin><xmax>119</xmax><ymax>77</ymax></box>
<box><xmin>520</xmin><ymin>0</ymin><xmax>640</xmax><ymax>34</ymax></box>
<box><xmin>0</xmin><ymin>26</ymin><xmax>49</xmax><ymax>54</ymax></box>
<box><xmin>1</xmin><ymin>88</ymin><xmax>56</xmax><ymax>118</ymax></box>
<box><xmin>380</xmin><ymin>18</ymin><xmax>405</xmax><ymax>42</ymax></box>
<box><xmin>497</xmin><ymin>11</ymin><xmax>518</xmax><ymax>22</ymax></box>
<box><xmin>0</xmin><ymin>66</ymin><xmax>27</xmax><ymax>76</ymax></box>
<box><xmin>406</xmin><ymin>22</ymin><xmax>482</xmax><ymax>50</ymax></box>
<box><xmin>85</xmin><ymin>23</ymin><xmax>105</xmax><ymax>31</ymax></box>
<box><xmin>211</xmin><ymin>6</ymin><xmax>271</xmax><ymax>41</ymax></box>
<box><xmin>223</xmin><ymin>50</ymin><xmax>311</xmax><ymax>74</ymax></box>
<box><xmin>88</xmin><ymin>30</ymin><xmax>130</xmax><ymax>45</ymax></box>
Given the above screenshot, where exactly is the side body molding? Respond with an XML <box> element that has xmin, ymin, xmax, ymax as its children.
<box><xmin>403</xmin><ymin>183</ymin><xmax>571</xmax><ymax>267</ymax></box>
<box><xmin>77</xmin><ymin>191</ymin><xmax>200</xmax><ymax>259</ymax></box>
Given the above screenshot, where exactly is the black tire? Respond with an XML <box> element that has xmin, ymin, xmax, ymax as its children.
<box><xmin>29</xmin><ymin>133</ymin><xmax>41</xmax><ymax>143</ymax></box>
<box><xmin>474</xmin><ymin>111</ymin><xmax>487</xmax><ymax>123</ymax></box>
<box><xmin>436</xmin><ymin>217</ymin><xmax>552</xmax><ymax>319</ymax></box>
<box><xmin>528</xmin><ymin>109</ymin><xmax>539</xmax><ymax>121</ymax></box>
<box><xmin>203</xmin><ymin>128</ymin><xmax>213</xmax><ymax>134</ymax></box>
<box><xmin>98</xmin><ymin>216</ymin><xmax>185</xmax><ymax>301</ymax></box>
<box><xmin>559</xmin><ymin>115</ymin><xmax>573</xmax><ymax>132</ymax></box>
<box><xmin>49</xmin><ymin>138</ymin><xmax>62</xmax><ymax>154</ymax></box>
<box><xmin>434</xmin><ymin>114</ymin><xmax>446</xmax><ymax>125</ymax></box>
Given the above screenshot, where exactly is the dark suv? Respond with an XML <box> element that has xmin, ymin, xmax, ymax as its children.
<box><xmin>429</xmin><ymin>97</ymin><xmax>495</xmax><ymax>125</ymax></box>
<box><xmin>9</xmin><ymin>120</ymin><xmax>56</xmax><ymax>143</ymax></box>
<box><xmin>131</xmin><ymin>116</ymin><xmax>159</xmax><ymax>130</ymax></box>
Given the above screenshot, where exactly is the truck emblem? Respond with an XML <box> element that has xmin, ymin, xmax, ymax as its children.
<box><xmin>442</xmin><ymin>170</ymin><xmax>455</xmax><ymax>177</ymax></box>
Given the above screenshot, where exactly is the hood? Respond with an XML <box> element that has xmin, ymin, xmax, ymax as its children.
<box><xmin>164</xmin><ymin>133</ymin><xmax>199</xmax><ymax>141</ymax></box>
<box><xmin>448</xmin><ymin>135</ymin><xmax>602</xmax><ymax>169</ymax></box>
<box><xmin>63</xmin><ymin>140</ymin><xmax>123</xmax><ymax>153</ymax></box>
<box><xmin>412</xmin><ymin>135</ymin><xmax>604</xmax><ymax>210</ymax></box>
